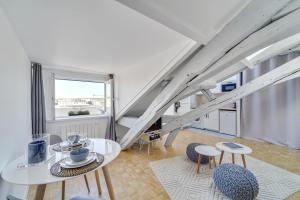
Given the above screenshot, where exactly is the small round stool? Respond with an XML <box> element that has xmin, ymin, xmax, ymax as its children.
<box><xmin>195</xmin><ymin>145</ymin><xmax>220</xmax><ymax>174</ymax></box>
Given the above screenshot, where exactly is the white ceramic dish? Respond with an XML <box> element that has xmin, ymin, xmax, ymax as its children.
<box><xmin>60</xmin><ymin>155</ymin><xmax>95</xmax><ymax>169</ymax></box>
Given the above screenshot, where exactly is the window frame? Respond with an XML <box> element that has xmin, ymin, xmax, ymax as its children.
<box><xmin>53</xmin><ymin>77</ymin><xmax>107</xmax><ymax>120</ymax></box>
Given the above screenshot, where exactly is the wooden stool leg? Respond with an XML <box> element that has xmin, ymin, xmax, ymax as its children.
<box><xmin>94</xmin><ymin>170</ymin><xmax>102</xmax><ymax>196</ymax></box>
<box><xmin>219</xmin><ymin>151</ymin><xmax>224</xmax><ymax>164</ymax></box>
<box><xmin>61</xmin><ymin>181</ymin><xmax>65</xmax><ymax>200</ymax></box>
<box><xmin>241</xmin><ymin>154</ymin><xmax>247</xmax><ymax>168</ymax></box>
<box><xmin>232</xmin><ymin>153</ymin><xmax>235</xmax><ymax>164</ymax></box>
<box><xmin>35</xmin><ymin>184</ymin><xmax>47</xmax><ymax>200</ymax></box>
<box><xmin>197</xmin><ymin>154</ymin><xmax>202</xmax><ymax>174</ymax></box>
<box><xmin>213</xmin><ymin>157</ymin><xmax>217</xmax><ymax>167</ymax></box>
<box><xmin>102</xmin><ymin>166</ymin><xmax>116</xmax><ymax>200</ymax></box>
<box><xmin>84</xmin><ymin>175</ymin><xmax>90</xmax><ymax>193</ymax></box>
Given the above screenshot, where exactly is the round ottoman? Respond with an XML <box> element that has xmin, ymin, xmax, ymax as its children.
<box><xmin>186</xmin><ymin>143</ymin><xmax>209</xmax><ymax>164</ymax></box>
<box><xmin>213</xmin><ymin>163</ymin><xmax>259</xmax><ymax>200</ymax></box>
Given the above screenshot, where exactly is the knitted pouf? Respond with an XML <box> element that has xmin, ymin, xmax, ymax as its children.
<box><xmin>186</xmin><ymin>143</ymin><xmax>209</xmax><ymax>164</ymax></box>
<box><xmin>213</xmin><ymin>163</ymin><xmax>259</xmax><ymax>200</ymax></box>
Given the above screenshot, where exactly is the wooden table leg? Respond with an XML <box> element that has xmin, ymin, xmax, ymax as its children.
<box><xmin>102</xmin><ymin>166</ymin><xmax>116</xmax><ymax>200</ymax></box>
<box><xmin>35</xmin><ymin>184</ymin><xmax>46</xmax><ymax>200</ymax></box>
<box><xmin>94</xmin><ymin>170</ymin><xmax>102</xmax><ymax>196</ymax></box>
<box><xmin>84</xmin><ymin>175</ymin><xmax>90</xmax><ymax>193</ymax></box>
<box><xmin>232</xmin><ymin>153</ymin><xmax>235</xmax><ymax>164</ymax></box>
<box><xmin>208</xmin><ymin>157</ymin><xmax>212</xmax><ymax>169</ymax></box>
<box><xmin>147</xmin><ymin>143</ymin><xmax>150</xmax><ymax>155</ymax></box>
<box><xmin>61</xmin><ymin>181</ymin><xmax>65</xmax><ymax>200</ymax></box>
<box><xmin>213</xmin><ymin>157</ymin><xmax>217</xmax><ymax>167</ymax></box>
<box><xmin>219</xmin><ymin>151</ymin><xmax>224</xmax><ymax>164</ymax></box>
<box><xmin>197</xmin><ymin>154</ymin><xmax>202</xmax><ymax>174</ymax></box>
<box><xmin>241</xmin><ymin>154</ymin><xmax>247</xmax><ymax>168</ymax></box>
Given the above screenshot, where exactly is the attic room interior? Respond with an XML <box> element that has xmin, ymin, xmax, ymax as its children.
<box><xmin>1</xmin><ymin>0</ymin><xmax>300</xmax><ymax>200</ymax></box>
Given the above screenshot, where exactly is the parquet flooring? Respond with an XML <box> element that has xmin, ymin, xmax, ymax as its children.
<box><xmin>28</xmin><ymin>130</ymin><xmax>300</xmax><ymax>200</ymax></box>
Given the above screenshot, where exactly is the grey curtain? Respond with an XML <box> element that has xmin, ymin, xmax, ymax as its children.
<box><xmin>105</xmin><ymin>74</ymin><xmax>117</xmax><ymax>141</ymax></box>
<box><xmin>31</xmin><ymin>62</ymin><xmax>46</xmax><ymax>136</ymax></box>
<box><xmin>241</xmin><ymin>52</ymin><xmax>300</xmax><ymax>149</ymax></box>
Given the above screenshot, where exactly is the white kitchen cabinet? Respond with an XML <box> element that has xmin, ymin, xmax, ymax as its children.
<box><xmin>191</xmin><ymin>116</ymin><xmax>205</xmax><ymax>129</ymax></box>
<box><xmin>203</xmin><ymin>110</ymin><xmax>219</xmax><ymax>131</ymax></box>
<box><xmin>220</xmin><ymin>110</ymin><xmax>237</xmax><ymax>136</ymax></box>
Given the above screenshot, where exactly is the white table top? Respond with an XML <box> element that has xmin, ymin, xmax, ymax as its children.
<box><xmin>216</xmin><ymin>142</ymin><xmax>252</xmax><ymax>154</ymax></box>
<box><xmin>195</xmin><ymin>145</ymin><xmax>221</xmax><ymax>157</ymax></box>
<box><xmin>1</xmin><ymin>139</ymin><xmax>121</xmax><ymax>185</ymax></box>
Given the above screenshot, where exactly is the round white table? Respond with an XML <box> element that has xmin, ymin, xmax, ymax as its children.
<box><xmin>1</xmin><ymin>138</ymin><xmax>121</xmax><ymax>200</ymax></box>
<box><xmin>216</xmin><ymin>142</ymin><xmax>252</xmax><ymax>168</ymax></box>
<box><xmin>195</xmin><ymin>145</ymin><xmax>221</xmax><ymax>174</ymax></box>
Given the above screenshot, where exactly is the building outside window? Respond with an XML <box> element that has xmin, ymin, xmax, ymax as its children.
<box><xmin>55</xmin><ymin>79</ymin><xmax>107</xmax><ymax>118</ymax></box>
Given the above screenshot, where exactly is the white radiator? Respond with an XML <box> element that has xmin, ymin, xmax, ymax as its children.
<box><xmin>46</xmin><ymin>116</ymin><xmax>108</xmax><ymax>140</ymax></box>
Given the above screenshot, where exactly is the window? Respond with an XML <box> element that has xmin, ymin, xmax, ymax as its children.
<box><xmin>55</xmin><ymin>79</ymin><xmax>106</xmax><ymax>118</ymax></box>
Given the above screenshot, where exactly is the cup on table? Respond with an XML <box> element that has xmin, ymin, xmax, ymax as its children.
<box><xmin>28</xmin><ymin>140</ymin><xmax>47</xmax><ymax>164</ymax></box>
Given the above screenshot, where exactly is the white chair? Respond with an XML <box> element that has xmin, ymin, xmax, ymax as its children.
<box><xmin>138</xmin><ymin>130</ymin><xmax>161</xmax><ymax>155</ymax></box>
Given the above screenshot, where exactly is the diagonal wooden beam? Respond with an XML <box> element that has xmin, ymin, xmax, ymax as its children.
<box><xmin>163</xmin><ymin>56</ymin><xmax>300</xmax><ymax>135</ymax></box>
<box><xmin>272</xmin><ymin>0</ymin><xmax>300</xmax><ymax>21</ymax></box>
<box><xmin>188</xmin><ymin>7</ymin><xmax>300</xmax><ymax>89</ymax></box>
<box><xmin>200</xmin><ymin>89</ymin><xmax>216</xmax><ymax>101</ymax></box>
<box><xmin>120</xmin><ymin>0</ymin><xmax>293</xmax><ymax>149</ymax></box>
<box><xmin>246</xmin><ymin>33</ymin><xmax>300</xmax><ymax>67</ymax></box>
<box><xmin>167</xmin><ymin>10</ymin><xmax>300</xmax><ymax>106</ymax></box>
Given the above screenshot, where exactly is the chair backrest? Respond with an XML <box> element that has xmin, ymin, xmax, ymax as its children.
<box><xmin>49</xmin><ymin>134</ymin><xmax>63</xmax><ymax>145</ymax></box>
<box><xmin>7</xmin><ymin>195</ymin><xmax>22</xmax><ymax>200</ymax></box>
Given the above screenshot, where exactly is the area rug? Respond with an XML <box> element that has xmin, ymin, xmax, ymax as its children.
<box><xmin>150</xmin><ymin>154</ymin><xmax>300</xmax><ymax>200</ymax></box>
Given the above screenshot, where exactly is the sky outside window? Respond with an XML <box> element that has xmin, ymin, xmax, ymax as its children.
<box><xmin>55</xmin><ymin>79</ymin><xmax>104</xmax><ymax>98</ymax></box>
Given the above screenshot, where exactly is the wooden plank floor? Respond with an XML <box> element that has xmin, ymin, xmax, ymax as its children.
<box><xmin>28</xmin><ymin>130</ymin><xmax>300</xmax><ymax>200</ymax></box>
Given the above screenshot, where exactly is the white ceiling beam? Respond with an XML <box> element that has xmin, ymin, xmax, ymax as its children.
<box><xmin>172</xmin><ymin>13</ymin><xmax>300</xmax><ymax>104</ymax></box>
<box><xmin>188</xmin><ymin>7</ymin><xmax>300</xmax><ymax>89</ymax></box>
<box><xmin>119</xmin><ymin>0</ymin><xmax>292</xmax><ymax>149</ymax></box>
<box><xmin>163</xmin><ymin>56</ymin><xmax>300</xmax><ymax>136</ymax></box>
<box><xmin>176</xmin><ymin>12</ymin><xmax>300</xmax><ymax>102</ymax></box>
<box><xmin>274</xmin><ymin>71</ymin><xmax>300</xmax><ymax>85</ymax></box>
<box><xmin>246</xmin><ymin>33</ymin><xmax>300</xmax><ymax>67</ymax></box>
<box><xmin>240</xmin><ymin>59</ymin><xmax>254</xmax><ymax>69</ymax></box>
<box><xmin>200</xmin><ymin>89</ymin><xmax>216</xmax><ymax>101</ymax></box>
<box><xmin>272</xmin><ymin>0</ymin><xmax>300</xmax><ymax>21</ymax></box>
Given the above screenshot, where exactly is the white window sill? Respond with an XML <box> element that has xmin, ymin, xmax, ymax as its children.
<box><xmin>47</xmin><ymin>114</ymin><xmax>109</xmax><ymax>123</ymax></box>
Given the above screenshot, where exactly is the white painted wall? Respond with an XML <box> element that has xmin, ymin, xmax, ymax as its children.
<box><xmin>0</xmin><ymin>6</ymin><xmax>31</xmax><ymax>199</ymax></box>
<box><xmin>115</xmin><ymin>40</ymin><xmax>196</xmax><ymax>116</ymax></box>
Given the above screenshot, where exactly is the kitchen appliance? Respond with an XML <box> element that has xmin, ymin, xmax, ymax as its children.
<box><xmin>221</xmin><ymin>82</ymin><xmax>236</xmax><ymax>92</ymax></box>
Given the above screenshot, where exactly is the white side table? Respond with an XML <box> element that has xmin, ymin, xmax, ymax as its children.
<box><xmin>195</xmin><ymin>145</ymin><xmax>221</xmax><ymax>174</ymax></box>
<box><xmin>216</xmin><ymin>142</ymin><xmax>252</xmax><ymax>168</ymax></box>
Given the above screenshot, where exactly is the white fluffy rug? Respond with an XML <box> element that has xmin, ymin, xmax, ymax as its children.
<box><xmin>150</xmin><ymin>154</ymin><xmax>300</xmax><ymax>200</ymax></box>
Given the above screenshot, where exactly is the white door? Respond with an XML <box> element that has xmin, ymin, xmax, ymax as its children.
<box><xmin>220</xmin><ymin>110</ymin><xmax>237</xmax><ymax>135</ymax></box>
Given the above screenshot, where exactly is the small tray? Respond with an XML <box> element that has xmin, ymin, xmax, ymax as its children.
<box><xmin>223</xmin><ymin>142</ymin><xmax>243</xmax><ymax>149</ymax></box>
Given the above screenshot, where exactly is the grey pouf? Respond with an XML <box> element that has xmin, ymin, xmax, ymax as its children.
<box><xmin>213</xmin><ymin>164</ymin><xmax>259</xmax><ymax>200</ymax></box>
<box><xmin>186</xmin><ymin>143</ymin><xmax>209</xmax><ymax>164</ymax></box>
